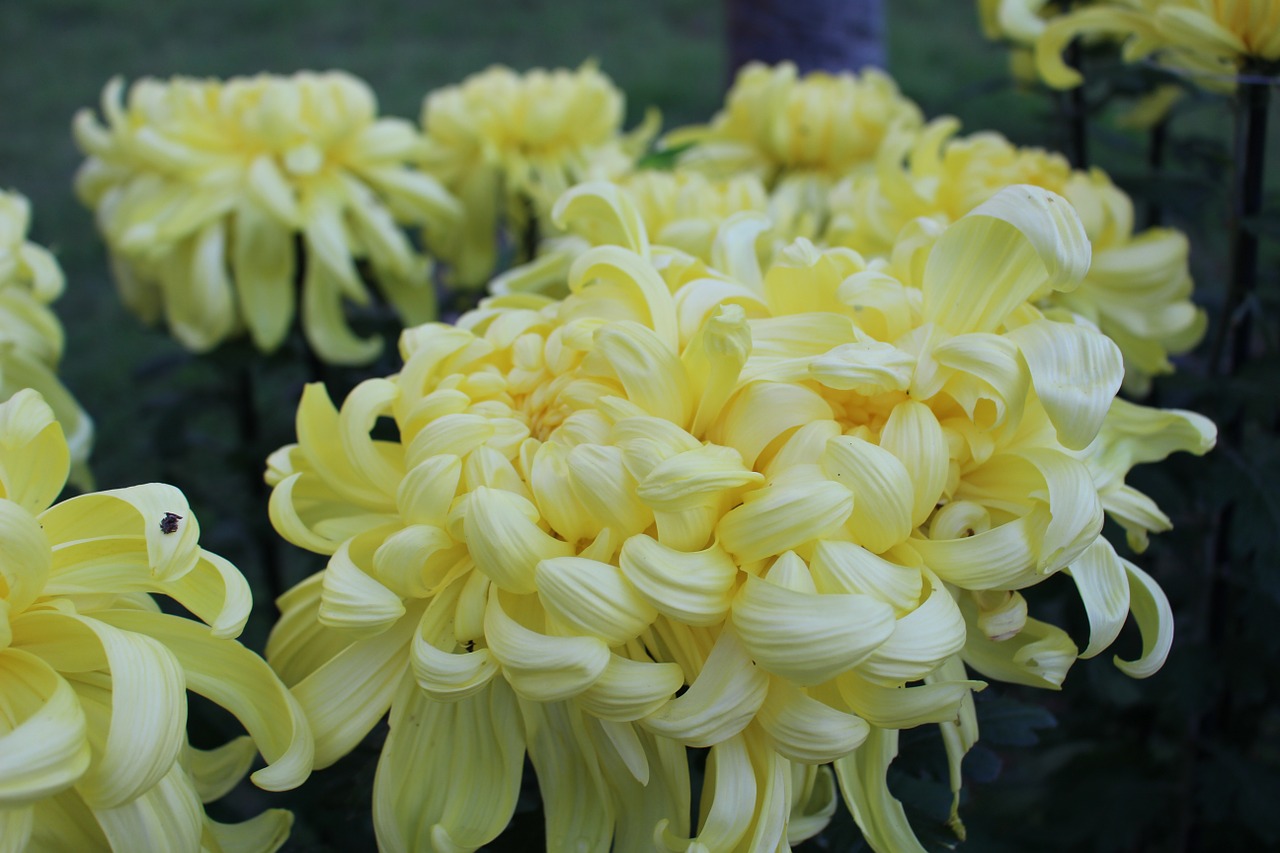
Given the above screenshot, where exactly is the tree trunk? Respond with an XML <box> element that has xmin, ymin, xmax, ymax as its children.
<box><xmin>726</xmin><ymin>0</ymin><xmax>885</xmax><ymax>79</ymax></box>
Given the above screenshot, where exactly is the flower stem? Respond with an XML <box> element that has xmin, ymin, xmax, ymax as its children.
<box><xmin>1209</xmin><ymin>73</ymin><xmax>1271</xmax><ymax>376</ymax></box>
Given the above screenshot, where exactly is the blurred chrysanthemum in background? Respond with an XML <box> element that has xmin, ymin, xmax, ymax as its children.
<box><xmin>663</xmin><ymin>61</ymin><xmax>924</xmax><ymax>241</ymax></box>
<box><xmin>263</xmin><ymin>182</ymin><xmax>1212</xmax><ymax>851</ymax></box>
<box><xmin>418</xmin><ymin>62</ymin><xmax>658</xmax><ymax>290</ymax></box>
<box><xmin>0</xmin><ymin>389</ymin><xmax>313</xmax><ymax>851</ymax></box>
<box><xmin>1034</xmin><ymin>0</ymin><xmax>1280</xmax><ymax>90</ymax></box>
<box><xmin>74</xmin><ymin>71</ymin><xmax>461</xmax><ymax>365</ymax></box>
<box><xmin>0</xmin><ymin>190</ymin><xmax>94</xmax><ymax>486</ymax></box>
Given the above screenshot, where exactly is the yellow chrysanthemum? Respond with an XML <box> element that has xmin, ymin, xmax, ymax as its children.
<box><xmin>74</xmin><ymin>71</ymin><xmax>461</xmax><ymax>365</ymax></box>
<box><xmin>663</xmin><ymin>61</ymin><xmax>924</xmax><ymax>247</ymax></box>
<box><xmin>0</xmin><ymin>190</ymin><xmax>94</xmax><ymax>487</ymax></box>
<box><xmin>490</xmin><ymin>172</ymin><xmax>769</xmax><ymax>298</ymax></box>
<box><xmin>0</xmin><ymin>389</ymin><xmax>313</xmax><ymax>851</ymax></box>
<box><xmin>825</xmin><ymin>118</ymin><xmax>1205</xmax><ymax>392</ymax></box>
<box><xmin>265</xmin><ymin>183</ymin><xmax>1212</xmax><ymax>850</ymax></box>
<box><xmin>419</xmin><ymin>62</ymin><xmax>658</xmax><ymax>289</ymax></box>
<box><xmin>1035</xmin><ymin>0</ymin><xmax>1280</xmax><ymax>90</ymax></box>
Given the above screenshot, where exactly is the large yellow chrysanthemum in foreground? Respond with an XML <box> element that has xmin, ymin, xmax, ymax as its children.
<box><xmin>0</xmin><ymin>389</ymin><xmax>313</xmax><ymax>851</ymax></box>
<box><xmin>74</xmin><ymin>71</ymin><xmax>460</xmax><ymax>365</ymax></box>
<box><xmin>825</xmin><ymin>118</ymin><xmax>1205</xmax><ymax>393</ymax></box>
<box><xmin>0</xmin><ymin>191</ymin><xmax>94</xmax><ymax>487</ymax></box>
<box><xmin>419</xmin><ymin>62</ymin><xmax>658</xmax><ymax>289</ymax></box>
<box><xmin>1035</xmin><ymin>0</ymin><xmax>1280</xmax><ymax>90</ymax></box>
<box><xmin>265</xmin><ymin>184</ymin><xmax>1212</xmax><ymax>851</ymax></box>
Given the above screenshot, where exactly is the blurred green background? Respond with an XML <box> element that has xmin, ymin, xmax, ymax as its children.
<box><xmin>2</xmin><ymin>1</ymin><xmax>1277</xmax><ymax>850</ymax></box>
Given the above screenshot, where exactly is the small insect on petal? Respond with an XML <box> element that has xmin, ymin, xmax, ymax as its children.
<box><xmin>159</xmin><ymin>512</ymin><xmax>183</xmax><ymax>534</ymax></box>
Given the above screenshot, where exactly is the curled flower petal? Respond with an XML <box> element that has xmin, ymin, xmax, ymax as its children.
<box><xmin>618</xmin><ymin>535</ymin><xmax>738</xmax><ymax>627</ymax></box>
<box><xmin>1114</xmin><ymin>561</ymin><xmax>1173</xmax><ymax>679</ymax></box>
<box><xmin>643</xmin><ymin>628</ymin><xmax>767</xmax><ymax>747</ymax></box>
<box><xmin>483</xmin><ymin>591</ymin><xmax>609</xmax><ymax>702</ymax></box>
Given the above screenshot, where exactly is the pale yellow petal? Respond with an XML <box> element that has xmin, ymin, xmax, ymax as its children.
<box><xmin>1008</xmin><ymin>320</ymin><xmax>1123</xmax><ymax>449</ymax></box>
<box><xmin>809</xmin><ymin>540</ymin><xmax>924</xmax><ymax>615</ymax></box>
<box><xmin>0</xmin><ymin>388</ymin><xmax>69</xmax><ymax>514</ymax></box>
<box><xmin>718</xmin><ymin>480</ymin><xmax>853</xmax><ymax>565</ymax></box>
<box><xmin>961</xmin><ymin>601</ymin><xmax>1077</xmax><ymax>689</ymax></box>
<box><xmin>822</xmin><ymin>435</ymin><xmax>914</xmax><ymax>553</ymax></box>
<box><xmin>535</xmin><ymin>556</ymin><xmax>657</xmax><ymax>644</ymax></box>
<box><xmin>483</xmin><ymin>590</ymin><xmax>609</xmax><ymax>702</ymax></box>
<box><xmin>0</xmin><ymin>649</ymin><xmax>90</xmax><ymax>806</ymax></box>
<box><xmin>834</xmin><ymin>728</ymin><xmax>928</xmax><ymax>853</ymax></box>
<box><xmin>1068</xmin><ymin>537</ymin><xmax>1130</xmax><ymax>659</ymax></box>
<box><xmin>731</xmin><ymin>574</ymin><xmax>895</xmax><ymax>686</ymax></box>
<box><xmin>642</xmin><ymin>628</ymin><xmax>767</xmax><ymax>747</ymax></box>
<box><xmin>759</xmin><ymin>679</ymin><xmax>869</xmax><ymax>763</ymax></box>
<box><xmin>618</xmin><ymin>535</ymin><xmax>738</xmax><ymax>626</ymax></box>
<box><xmin>202</xmin><ymin>809</ymin><xmax>294</xmax><ymax>853</ymax></box>
<box><xmin>232</xmin><ymin>199</ymin><xmax>296</xmax><ymax>352</ymax></box>
<box><xmin>837</xmin><ymin>672</ymin><xmax>984</xmax><ymax>729</ymax></box>
<box><xmin>95</xmin><ymin>609</ymin><xmax>314</xmax><ymax>791</ymax></box>
<box><xmin>373</xmin><ymin>676</ymin><xmax>523</xmax><ymax>853</ymax></box>
<box><xmin>879</xmin><ymin>400</ymin><xmax>949</xmax><ymax>527</ymax></box>
<box><xmin>576</xmin><ymin>653</ymin><xmax>685</xmax><ymax>722</ymax></box>
<box><xmin>465</xmin><ymin>487</ymin><xmax>574</xmax><ymax>594</ymax></box>
<box><xmin>1114</xmin><ymin>561</ymin><xmax>1172</xmax><ymax>679</ymax></box>
<box><xmin>857</xmin><ymin>571</ymin><xmax>966</xmax><ymax>685</ymax></box>
<box><xmin>91</xmin><ymin>762</ymin><xmax>203</xmax><ymax>853</ymax></box>
<box><xmin>318</xmin><ymin>537</ymin><xmax>406</xmax><ymax>637</ymax></box>
<box><xmin>520</xmin><ymin>698</ymin><xmax>615</xmax><ymax>851</ymax></box>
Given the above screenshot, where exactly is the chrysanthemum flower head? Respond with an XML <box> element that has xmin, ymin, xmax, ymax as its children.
<box><xmin>663</xmin><ymin>61</ymin><xmax>924</xmax><ymax>247</ymax></box>
<box><xmin>0</xmin><ymin>389</ymin><xmax>313</xmax><ymax>851</ymax></box>
<box><xmin>826</xmin><ymin>118</ymin><xmax>1205</xmax><ymax>392</ymax></box>
<box><xmin>1035</xmin><ymin>0</ymin><xmax>1280</xmax><ymax>91</ymax></box>
<box><xmin>0</xmin><ymin>189</ymin><xmax>94</xmax><ymax>486</ymax></box>
<box><xmin>265</xmin><ymin>183</ymin><xmax>1212</xmax><ymax>850</ymax></box>
<box><xmin>74</xmin><ymin>71</ymin><xmax>461</xmax><ymax>364</ymax></box>
<box><xmin>419</xmin><ymin>62</ymin><xmax>659</xmax><ymax>288</ymax></box>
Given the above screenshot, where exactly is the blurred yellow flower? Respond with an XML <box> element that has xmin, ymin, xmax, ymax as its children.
<box><xmin>0</xmin><ymin>190</ymin><xmax>94</xmax><ymax>486</ymax></box>
<box><xmin>74</xmin><ymin>71</ymin><xmax>460</xmax><ymax>365</ymax></box>
<box><xmin>826</xmin><ymin>119</ymin><xmax>1205</xmax><ymax>392</ymax></box>
<box><xmin>664</xmin><ymin>62</ymin><xmax>924</xmax><ymax>248</ymax></box>
<box><xmin>1035</xmin><ymin>0</ymin><xmax>1280</xmax><ymax>90</ymax></box>
<box><xmin>265</xmin><ymin>183</ymin><xmax>1211</xmax><ymax>850</ymax></box>
<box><xmin>419</xmin><ymin>62</ymin><xmax>658</xmax><ymax>289</ymax></box>
<box><xmin>0</xmin><ymin>389</ymin><xmax>313</xmax><ymax>851</ymax></box>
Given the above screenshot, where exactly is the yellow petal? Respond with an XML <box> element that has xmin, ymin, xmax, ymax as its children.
<box><xmin>1067</xmin><ymin>537</ymin><xmax>1130</xmax><ymax>659</ymax></box>
<box><xmin>822</xmin><ymin>435</ymin><xmax>914</xmax><ymax>553</ymax></box>
<box><xmin>923</xmin><ymin>185</ymin><xmax>1090</xmax><ymax>335</ymax></box>
<box><xmin>618</xmin><ymin>535</ymin><xmax>738</xmax><ymax>626</ymax></box>
<box><xmin>834</xmin><ymin>728</ymin><xmax>928</xmax><ymax>853</ymax></box>
<box><xmin>318</xmin><ymin>537</ymin><xmax>406</xmax><ymax>637</ymax></box>
<box><xmin>586</xmin><ymin>322</ymin><xmax>691</xmax><ymax>427</ymax></box>
<box><xmin>40</xmin><ymin>483</ymin><xmax>201</xmax><ymax>583</ymax></box>
<box><xmin>759</xmin><ymin>679</ymin><xmax>869</xmax><ymax>763</ymax></box>
<box><xmin>183</xmin><ymin>737</ymin><xmax>256</xmax><ymax>802</ymax></box>
<box><xmin>731</xmin><ymin>574</ymin><xmax>895</xmax><ymax>686</ymax></box>
<box><xmin>552</xmin><ymin>181</ymin><xmax>650</xmax><ymax>255</ymax></box>
<box><xmin>0</xmin><ymin>649</ymin><xmax>90</xmax><ymax>806</ymax></box>
<box><xmin>569</xmin><ymin>246</ymin><xmax>678</xmax><ymax>350</ymax></box>
<box><xmin>911</xmin><ymin>504</ymin><xmax>1053</xmax><ymax>590</ymax></box>
<box><xmin>0</xmin><ymin>388</ymin><xmax>69</xmax><ymax>514</ymax></box>
<box><xmin>718</xmin><ymin>480</ymin><xmax>853</xmax><ymax>565</ymax></box>
<box><xmin>0</xmin><ymin>805</ymin><xmax>33</xmax><ymax>853</ymax></box>
<box><xmin>91</xmin><ymin>762</ymin><xmax>203</xmax><ymax>853</ymax></box>
<box><xmin>373</xmin><ymin>677</ymin><xmax>523</xmax><ymax>853</ymax></box>
<box><xmin>809</xmin><ymin>540</ymin><xmax>924</xmax><ymax>615</ymax></box>
<box><xmin>535</xmin><ymin>556</ymin><xmax>657</xmax><ymax>645</ymax></box>
<box><xmin>857</xmin><ymin>571</ymin><xmax>966</xmax><ymax>686</ymax></box>
<box><xmin>96</xmin><ymin>609</ymin><xmax>314</xmax><ymax>791</ymax></box>
<box><xmin>17</xmin><ymin>612</ymin><xmax>186</xmax><ymax>809</ymax></box>
<box><xmin>642</xmin><ymin>628</ymin><xmax>767</xmax><ymax>747</ymax></box>
<box><xmin>246</xmin><ymin>154</ymin><xmax>301</xmax><ymax>227</ymax></box>
<box><xmin>837</xmin><ymin>672</ymin><xmax>985</xmax><ymax>729</ymax></box>
<box><xmin>465</xmin><ymin>487</ymin><xmax>574</xmax><ymax>594</ymax></box>
<box><xmin>1114</xmin><ymin>561</ymin><xmax>1172</xmax><ymax>679</ymax></box>
<box><xmin>519</xmin><ymin>699</ymin><xmax>616</xmax><ymax>852</ymax></box>
<box><xmin>0</xmin><ymin>499</ymin><xmax>50</xmax><ymax>615</ymax></box>
<box><xmin>483</xmin><ymin>591</ymin><xmax>609</xmax><ymax>702</ymax></box>
<box><xmin>396</xmin><ymin>455</ymin><xmax>462</xmax><ymax>527</ymax></box>
<box><xmin>576</xmin><ymin>653</ymin><xmax>685</xmax><ymax>722</ymax></box>
<box><xmin>232</xmin><ymin>200</ymin><xmax>296</xmax><ymax>352</ymax></box>
<box><xmin>657</xmin><ymin>735</ymin><xmax>754</xmax><ymax>852</ymax></box>
<box><xmin>879</xmin><ymin>400</ymin><xmax>949</xmax><ymax>527</ymax></box>
<box><xmin>202</xmin><ymin>809</ymin><xmax>294</xmax><ymax>853</ymax></box>
<box><xmin>713</xmin><ymin>380</ymin><xmax>834</xmax><ymax>469</ymax></box>
<box><xmin>301</xmin><ymin>259</ymin><xmax>381</xmax><ymax>366</ymax></box>
<box><xmin>1008</xmin><ymin>320</ymin><xmax>1123</xmax><ymax>450</ymax></box>
<box><xmin>960</xmin><ymin>600</ymin><xmax>1077</xmax><ymax>689</ymax></box>
<box><xmin>286</xmin><ymin>600</ymin><xmax>422</xmax><ymax>770</ymax></box>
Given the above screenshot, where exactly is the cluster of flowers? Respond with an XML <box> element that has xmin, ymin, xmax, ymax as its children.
<box><xmin>73</xmin><ymin>64</ymin><xmax>653</xmax><ymax>364</ymax></box>
<box><xmin>6</xmin><ymin>56</ymin><xmax>1215</xmax><ymax>851</ymax></box>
